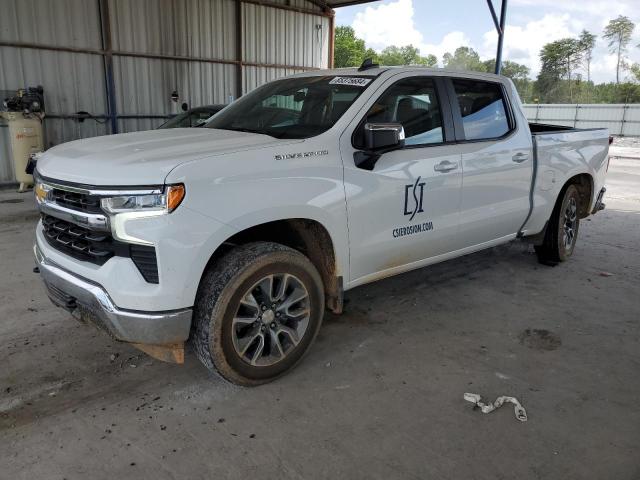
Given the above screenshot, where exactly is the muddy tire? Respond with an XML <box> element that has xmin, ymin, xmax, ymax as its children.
<box><xmin>192</xmin><ymin>242</ymin><xmax>324</xmax><ymax>386</ymax></box>
<box><xmin>535</xmin><ymin>184</ymin><xmax>581</xmax><ymax>265</ymax></box>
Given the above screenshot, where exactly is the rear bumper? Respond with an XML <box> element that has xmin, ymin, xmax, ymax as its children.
<box><xmin>34</xmin><ymin>242</ymin><xmax>192</xmax><ymax>344</ymax></box>
<box><xmin>592</xmin><ymin>187</ymin><xmax>606</xmax><ymax>214</ymax></box>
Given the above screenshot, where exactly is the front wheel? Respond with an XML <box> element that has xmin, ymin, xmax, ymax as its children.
<box><xmin>535</xmin><ymin>184</ymin><xmax>581</xmax><ymax>265</ymax></box>
<box><xmin>192</xmin><ymin>242</ymin><xmax>325</xmax><ymax>386</ymax></box>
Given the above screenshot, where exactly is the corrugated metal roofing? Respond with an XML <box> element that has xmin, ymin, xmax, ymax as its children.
<box><xmin>243</xmin><ymin>3</ymin><xmax>329</xmax><ymax>69</ymax></box>
<box><xmin>0</xmin><ymin>0</ymin><xmax>102</xmax><ymax>49</ymax></box>
<box><xmin>109</xmin><ymin>0</ymin><xmax>237</xmax><ymax>60</ymax></box>
<box><xmin>320</xmin><ymin>0</ymin><xmax>379</xmax><ymax>7</ymax></box>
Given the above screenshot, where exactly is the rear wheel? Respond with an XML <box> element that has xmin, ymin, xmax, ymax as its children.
<box><xmin>535</xmin><ymin>184</ymin><xmax>581</xmax><ymax>265</ymax></box>
<box><xmin>192</xmin><ymin>242</ymin><xmax>324</xmax><ymax>386</ymax></box>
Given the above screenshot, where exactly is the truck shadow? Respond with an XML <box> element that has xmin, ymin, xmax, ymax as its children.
<box><xmin>325</xmin><ymin>240</ymin><xmax>538</xmax><ymax>326</ymax></box>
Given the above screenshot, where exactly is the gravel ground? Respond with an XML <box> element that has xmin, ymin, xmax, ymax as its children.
<box><xmin>1</xmin><ymin>156</ymin><xmax>639</xmax><ymax>479</ymax></box>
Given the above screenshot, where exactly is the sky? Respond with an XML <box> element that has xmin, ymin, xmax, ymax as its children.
<box><xmin>335</xmin><ymin>0</ymin><xmax>640</xmax><ymax>83</ymax></box>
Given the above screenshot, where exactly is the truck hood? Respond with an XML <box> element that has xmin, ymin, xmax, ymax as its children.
<box><xmin>36</xmin><ymin>128</ymin><xmax>282</xmax><ymax>186</ymax></box>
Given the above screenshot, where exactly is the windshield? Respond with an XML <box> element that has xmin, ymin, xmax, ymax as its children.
<box><xmin>158</xmin><ymin>107</ymin><xmax>223</xmax><ymax>129</ymax></box>
<box><xmin>206</xmin><ymin>75</ymin><xmax>372</xmax><ymax>139</ymax></box>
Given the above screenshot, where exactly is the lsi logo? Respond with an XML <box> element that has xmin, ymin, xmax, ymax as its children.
<box><xmin>404</xmin><ymin>176</ymin><xmax>426</xmax><ymax>221</ymax></box>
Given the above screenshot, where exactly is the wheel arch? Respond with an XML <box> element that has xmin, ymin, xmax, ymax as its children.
<box><xmin>200</xmin><ymin>218</ymin><xmax>344</xmax><ymax>314</ymax></box>
<box><xmin>523</xmin><ymin>171</ymin><xmax>594</xmax><ymax>245</ymax></box>
<box><xmin>562</xmin><ymin>172</ymin><xmax>594</xmax><ymax>218</ymax></box>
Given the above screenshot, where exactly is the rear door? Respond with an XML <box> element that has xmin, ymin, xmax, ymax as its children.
<box><xmin>340</xmin><ymin>74</ymin><xmax>463</xmax><ymax>285</ymax></box>
<box><xmin>447</xmin><ymin>78</ymin><xmax>533</xmax><ymax>247</ymax></box>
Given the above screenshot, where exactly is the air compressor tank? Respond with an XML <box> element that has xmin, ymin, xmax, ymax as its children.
<box><xmin>0</xmin><ymin>112</ymin><xmax>43</xmax><ymax>192</ymax></box>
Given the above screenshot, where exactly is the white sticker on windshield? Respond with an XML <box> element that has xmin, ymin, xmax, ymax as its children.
<box><xmin>329</xmin><ymin>76</ymin><xmax>372</xmax><ymax>87</ymax></box>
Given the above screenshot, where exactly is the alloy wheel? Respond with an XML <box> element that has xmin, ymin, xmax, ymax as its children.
<box><xmin>231</xmin><ymin>273</ymin><xmax>310</xmax><ymax>367</ymax></box>
<box><xmin>563</xmin><ymin>196</ymin><xmax>578</xmax><ymax>250</ymax></box>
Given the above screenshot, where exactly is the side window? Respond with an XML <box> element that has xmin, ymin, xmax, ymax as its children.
<box><xmin>452</xmin><ymin>79</ymin><xmax>511</xmax><ymax>140</ymax></box>
<box><xmin>354</xmin><ymin>77</ymin><xmax>444</xmax><ymax>148</ymax></box>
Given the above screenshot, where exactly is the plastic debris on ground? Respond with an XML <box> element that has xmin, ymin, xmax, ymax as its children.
<box><xmin>463</xmin><ymin>392</ymin><xmax>528</xmax><ymax>422</ymax></box>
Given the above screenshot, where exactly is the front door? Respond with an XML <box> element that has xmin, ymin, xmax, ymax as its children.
<box><xmin>341</xmin><ymin>74</ymin><xmax>463</xmax><ymax>285</ymax></box>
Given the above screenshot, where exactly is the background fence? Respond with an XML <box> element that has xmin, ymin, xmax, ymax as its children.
<box><xmin>522</xmin><ymin>104</ymin><xmax>640</xmax><ymax>136</ymax></box>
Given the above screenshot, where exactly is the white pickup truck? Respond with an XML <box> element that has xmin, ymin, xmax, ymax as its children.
<box><xmin>33</xmin><ymin>65</ymin><xmax>609</xmax><ymax>385</ymax></box>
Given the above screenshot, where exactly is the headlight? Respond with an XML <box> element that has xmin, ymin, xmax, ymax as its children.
<box><xmin>34</xmin><ymin>181</ymin><xmax>51</xmax><ymax>204</ymax></box>
<box><xmin>101</xmin><ymin>184</ymin><xmax>185</xmax><ymax>214</ymax></box>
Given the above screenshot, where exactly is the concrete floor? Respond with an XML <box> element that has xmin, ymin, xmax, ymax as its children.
<box><xmin>1</xmin><ymin>156</ymin><xmax>639</xmax><ymax>480</ymax></box>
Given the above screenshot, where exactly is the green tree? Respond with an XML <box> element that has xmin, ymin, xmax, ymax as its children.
<box><xmin>483</xmin><ymin>59</ymin><xmax>532</xmax><ymax>100</ymax></box>
<box><xmin>442</xmin><ymin>47</ymin><xmax>487</xmax><ymax>72</ymax></box>
<box><xmin>631</xmin><ymin>63</ymin><xmax>640</xmax><ymax>83</ymax></box>
<box><xmin>423</xmin><ymin>54</ymin><xmax>438</xmax><ymax>67</ymax></box>
<box><xmin>603</xmin><ymin>16</ymin><xmax>635</xmax><ymax>84</ymax></box>
<box><xmin>537</xmin><ymin>38</ymin><xmax>583</xmax><ymax>102</ymax></box>
<box><xmin>578</xmin><ymin>30</ymin><xmax>597</xmax><ymax>83</ymax></box>
<box><xmin>591</xmin><ymin>82</ymin><xmax>640</xmax><ymax>102</ymax></box>
<box><xmin>333</xmin><ymin>26</ymin><xmax>367</xmax><ymax>68</ymax></box>
<box><xmin>482</xmin><ymin>59</ymin><xmax>529</xmax><ymax>79</ymax></box>
<box><xmin>377</xmin><ymin>45</ymin><xmax>436</xmax><ymax>66</ymax></box>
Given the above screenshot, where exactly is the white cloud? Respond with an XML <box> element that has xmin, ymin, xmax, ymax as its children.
<box><xmin>422</xmin><ymin>31</ymin><xmax>473</xmax><ymax>63</ymax></box>
<box><xmin>480</xmin><ymin>14</ymin><xmax>581</xmax><ymax>77</ymax></box>
<box><xmin>591</xmin><ymin>54</ymin><xmax>620</xmax><ymax>79</ymax></box>
<box><xmin>352</xmin><ymin>0</ymin><xmax>423</xmax><ymax>51</ymax></box>
<box><xmin>350</xmin><ymin>0</ymin><xmax>471</xmax><ymax>64</ymax></box>
<box><xmin>510</xmin><ymin>0</ymin><xmax>633</xmax><ymax>17</ymax></box>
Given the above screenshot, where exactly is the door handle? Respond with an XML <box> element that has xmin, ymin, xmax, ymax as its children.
<box><xmin>434</xmin><ymin>161</ymin><xmax>458</xmax><ymax>173</ymax></box>
<box><xmin>512</xmin><ymin>152</ymin><xmax>529</xmax><ymax>163</ymax></box>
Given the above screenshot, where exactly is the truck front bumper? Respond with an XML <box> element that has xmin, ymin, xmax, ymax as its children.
<box><xmin>34</xmin><ymin>243</ymin><xmax>192</xmax><ymax>345</ymax></box>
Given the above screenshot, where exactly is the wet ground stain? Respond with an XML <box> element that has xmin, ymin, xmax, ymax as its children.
<box><xmin>518</xmin><ymin>329</ymin><xmax>562</xmax><ymax>351</ymax></box>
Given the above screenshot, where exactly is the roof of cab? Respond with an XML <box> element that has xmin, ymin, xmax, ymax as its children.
<box><xmin>291</xmin><ymin>65</ymin><xmax>507</xmax><ymax>82</ymax></box>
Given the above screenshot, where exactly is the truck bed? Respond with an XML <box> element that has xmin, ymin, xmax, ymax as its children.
<box><xmin>521</xmin><ymin>125</ymin><xmax>609</xmax><ymax>237</ymax></box>
<box><xmin>529</xmin><ymin>122</ymin><xmax>605</xmax><ymax>135</ymax></box>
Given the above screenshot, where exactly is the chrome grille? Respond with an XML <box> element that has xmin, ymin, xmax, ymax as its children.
<box><xmin>51</xmin><ymin>188</ymin><xmax>103</xmax><ymax>213</ymax></box>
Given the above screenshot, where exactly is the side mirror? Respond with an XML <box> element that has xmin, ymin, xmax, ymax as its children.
<box><xmin>364</xmin><ymin>123</ymin><xmax>405</xmax><ymax>150</ymax></box>
<box><xmin>354</xmin><ymin>123</ymin><xmax>405</xmax><ymax>171</ymax></box>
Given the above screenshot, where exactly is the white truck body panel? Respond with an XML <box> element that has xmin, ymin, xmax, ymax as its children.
<box><xmin>36</xmin><ymin>128</ymin><xmax>283</xmax><ymax>186</ymax></box>
<box><xmin>520</xmin><ymin>129</ymin><xmax>609</xmax><ymax>236</ymax></box>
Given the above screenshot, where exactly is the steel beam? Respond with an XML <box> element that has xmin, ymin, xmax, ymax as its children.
<box><xmin>98</xmin><ymin>0</ymin><xmax>118</xmax><ymax>134</ymax></box>
<box><xmin>240</xmin><ymin>0</ymin><xmax>333</xmax><ymax>17</ymax></box>
<box><xmin>494</xmin><ymin>0</ymin><xmax>507</xmax><ymax>75</ymax></box>
<box><xmin>328</xmin><ymin>11</ymin><xmax>335</xmax><ymax>68</ymax></box>
<box><xmin>0</xmin><ymin>42</ymin><xmax>319</xmax><ymax>72</ymax></box>
<box><xmin>236</xmin><ymin>0</ymin><xmax>244</xmax><ymax>98</ymax></box>
<box><xmin>485</xmin><ymin>0</ymin><xmax>502</xmax><ymax>35</ymax></box>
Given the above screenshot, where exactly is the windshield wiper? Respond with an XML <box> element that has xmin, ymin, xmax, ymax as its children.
<box><xmin>215</xmin><ymin>127</ymin><xmax>276</xmax><ymax>138</ymax></box>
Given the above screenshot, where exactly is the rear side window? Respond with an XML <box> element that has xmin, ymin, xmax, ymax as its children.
<box><xmin>452</xmin><ymin>80</ymin><xmax>511</xmax><ymax>140</ymax></box>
